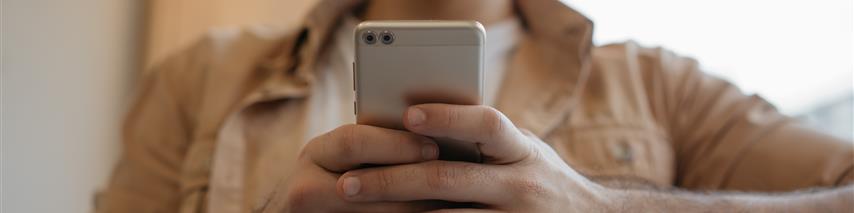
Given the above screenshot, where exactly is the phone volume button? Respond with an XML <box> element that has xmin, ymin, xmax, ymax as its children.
<box><xmin>353</xmin><ymin>101</ymin><xmax>357</xmax><ymax>115</ymax></box>
<box><xmin>351</xmin><ymin>62</ymin><xmax>356</xmax><ymax>91</ymax></box>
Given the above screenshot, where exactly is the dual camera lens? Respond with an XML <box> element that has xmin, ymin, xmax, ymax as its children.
<box><xmin>362</xmin><ymin>30</ymin><xmax>394</xmax><ymax>45</ymax></box>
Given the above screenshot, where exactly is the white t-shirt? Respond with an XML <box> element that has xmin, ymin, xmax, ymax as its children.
<box><xmin>306</xmin><ymin>16</ymin><xmax>521</xmax><ymax>140</ymax></box>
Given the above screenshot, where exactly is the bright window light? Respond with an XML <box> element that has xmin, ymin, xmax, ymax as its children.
<box><xmin>565</xmin><ymin>0</ymin><xmax>853</xmax><ymax>115</ymax></box>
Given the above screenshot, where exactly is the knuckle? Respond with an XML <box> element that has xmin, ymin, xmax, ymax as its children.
<box><xmin>479</xmin><ymin>106</ymin><xmax>505</xmax><ymax>140</ymax></box>
<box><xmin>423</xmin><ymin>162</ymin><xmax>489</xmax><ymax>192</ymax></box>
<box><xmin>506</xmin><ymin>176</ymin><xmax>550</xmax><ymax>202</ymax></box>
<box><xmin>335</xmin><ymin>124</ymin><xmax>363</xmax><ymax>160</ymax></box>
<box><xmin>391</xmin><ymin>134</ymin><xmax>409</xmax><ymax>156</ymax></box>
<box><xmin>460</xmin><ymin>163</ymin><xmax>491</xmax><ymax>186</ymax></box>
<box><xmin>443</xmin><ymin>106</ymin><xmax>461</xmax><ymax>129</ymax></box>
<box><xmin>373</xmin><ymin>169</ymin><xmax>397</xmax><ymax>194</ymax></box>
<box><xmin>301</xmin><ymin>134</ymin><xmax>326</xmax><ymax>160</ymax></box>
<box><xmin>425</xmin><ymin>162</ymin><xmax>459</xmax><ymax>191</ymax></box>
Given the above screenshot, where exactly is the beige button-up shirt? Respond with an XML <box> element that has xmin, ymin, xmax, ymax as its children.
<box><xmin>98</xmin><ymin>0</ymin><xmax>854</xmax><ymax>212</ymax></box>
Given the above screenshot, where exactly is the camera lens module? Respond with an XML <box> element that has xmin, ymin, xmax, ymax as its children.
<box><xmin>362</xmin><ymin>31</ymin><xmax>377</xmax><ymax>44</ymax></box>
<box><xmin>380</xmin><ymin>31</ymin><xmax>394</xmax><ymax>44</ymax></box>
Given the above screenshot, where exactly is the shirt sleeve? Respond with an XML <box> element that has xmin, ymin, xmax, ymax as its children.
<box><xmin>646</xmin><ymin>46</ymin><xmax>854</xmax><ymax>191</ymax></box>
<box><xmin>96</xmin><ymin>39</ymin><xmax>211</xmax><ymax>212</ymax></box>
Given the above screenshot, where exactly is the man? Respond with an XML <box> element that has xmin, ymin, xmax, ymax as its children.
<box><xmin>98</xmin><ymin>0</ymin><xmax>854</xmax><ymax>212</ymax></box>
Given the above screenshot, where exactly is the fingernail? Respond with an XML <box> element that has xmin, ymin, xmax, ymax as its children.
<box><xmin>421</xmin><ymin>141</ymin><xmax>438</xmax><ymax>160</ymax></box>
<box><xmin>343</xmin><ymin>177</ymin><xmax>361</xmax><ymax>196</ymax></box>
<box><xmin>408</xmin><ymin>107</ymin><xmax>426</xmax><ymax>126</ymax></box>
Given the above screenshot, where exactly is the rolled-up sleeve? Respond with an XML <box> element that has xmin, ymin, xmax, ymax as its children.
<box><xmin>97</xmin><ymin>38</ymin><xmax>210</xmax><ymax>212</ymax></box>
<box><xmin>647</xmin><ymin>46</ymin><xmax>854</xmax><ymax>191</ymax></box>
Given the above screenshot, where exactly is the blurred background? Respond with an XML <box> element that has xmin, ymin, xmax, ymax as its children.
<box><xmin>1</xmin><ymin>0</ymin><xmax>851</xmax><ymax>212</ymax></box>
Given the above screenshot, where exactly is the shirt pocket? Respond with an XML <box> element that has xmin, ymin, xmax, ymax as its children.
<box><xmin>546</xmin><ymin>125</ymin><xmax>676</xmax><ymax>187</ymax></box>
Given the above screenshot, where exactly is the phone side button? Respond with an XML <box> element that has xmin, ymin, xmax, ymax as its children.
<box><xmin>353</xmin><ymin>101</ymin><xmax>357</xmax><ymax>115</ymax></box>
<box><xmin>352</xmin><ymin>62</ymin><xmax>355</xmax><ymax>91</ymax></box>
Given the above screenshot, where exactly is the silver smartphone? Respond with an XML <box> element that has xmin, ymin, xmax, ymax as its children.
<box><xmin>354</xmin><ymin>20</ymin><xmax>484</xmax><ymax>162</ymax></box>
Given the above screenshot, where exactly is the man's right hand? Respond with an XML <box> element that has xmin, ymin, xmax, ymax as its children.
<box><xmin>266</xmin><ymin>124</ymin><xmax>447</xmax><ymax>212</ymax></box>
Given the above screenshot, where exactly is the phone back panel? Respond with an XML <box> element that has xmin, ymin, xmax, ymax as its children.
<box><xmin>355</xmin><ymin>21</ymin><xmax>485</xmax><ymax>130</ymax></box>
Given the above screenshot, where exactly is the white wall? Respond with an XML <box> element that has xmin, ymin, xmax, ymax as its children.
<box><xmin>1</xmin><ymin>0</ymin><xmax>142</xmax><ymax>212</ymax></box>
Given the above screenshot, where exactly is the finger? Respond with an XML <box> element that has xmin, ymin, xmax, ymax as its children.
<box><xmin>424</xmin><ymin>209</ymin><xmax>502</xmax><ymax>213</ymax></box>
<box><xmin>305</xmin><ymin>124</ymin><xmax>439</xmax><ymax>172</ymax></box>
<box><xmin>276</xmin><ymin>167</ymin><xmax>453</xmax><ymax>213</ymax></box>
<box><xmin>404</xmin><ymin>104</ymin><xmax>531</xmax><ymax>164</ymax></box>
<box><xmin>354</xmin><ymin>200</ymin><xmax>459</xmax><ymax>213</ymax></box>
<box><xmin>337</xmin><ymin>161</ymin><xmax>510</xmax><ymax>204</ymax></box>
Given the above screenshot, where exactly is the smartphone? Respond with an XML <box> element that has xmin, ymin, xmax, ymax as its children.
<box><xmin>354</xmin><ymin>20</ymin><xmax>484</xmax><ymax>162</ymax></box>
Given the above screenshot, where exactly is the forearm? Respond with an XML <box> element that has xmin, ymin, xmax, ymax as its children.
<box><xmin>603</xmin><ymin>184</ymin><xmax>854</xmax><ymax>212</ymax></box>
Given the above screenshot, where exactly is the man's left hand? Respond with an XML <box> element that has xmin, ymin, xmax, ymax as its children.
<box><xmin>335</xmin><ymin>104</ymin><xmax>611</xmax><ymax>212</ymax></box>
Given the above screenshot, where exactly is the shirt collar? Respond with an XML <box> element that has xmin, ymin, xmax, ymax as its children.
<box><xmin>273</xmin><ymin>0</ymin><xmax>594</xmax><ymax>83</ymax></box>
<box><xmin>250</xmin><ymin>0</ymin><xmax>594</xmax><ymax>138</ymax></box>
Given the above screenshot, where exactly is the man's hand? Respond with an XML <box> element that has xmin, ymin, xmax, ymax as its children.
<box><xmin>332</xmin><ymin>104</ymin><xmax>854</xmax><ymax>212</ymax></box>
<box><xmin>334</xmin><ymin>104</ymin><xmax>610</xmax><ymax>212</ymax></box>
<box><xmin>273</xmin><ymin>124</ymin><xmax>455</xmax><ymax>212</ymax></box>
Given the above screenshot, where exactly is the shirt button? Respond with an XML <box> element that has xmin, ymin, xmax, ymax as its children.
<box><xmin>611</xmin><ymin>141</ymin><xmax>634</xmax><ymax>163</ymax></box>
